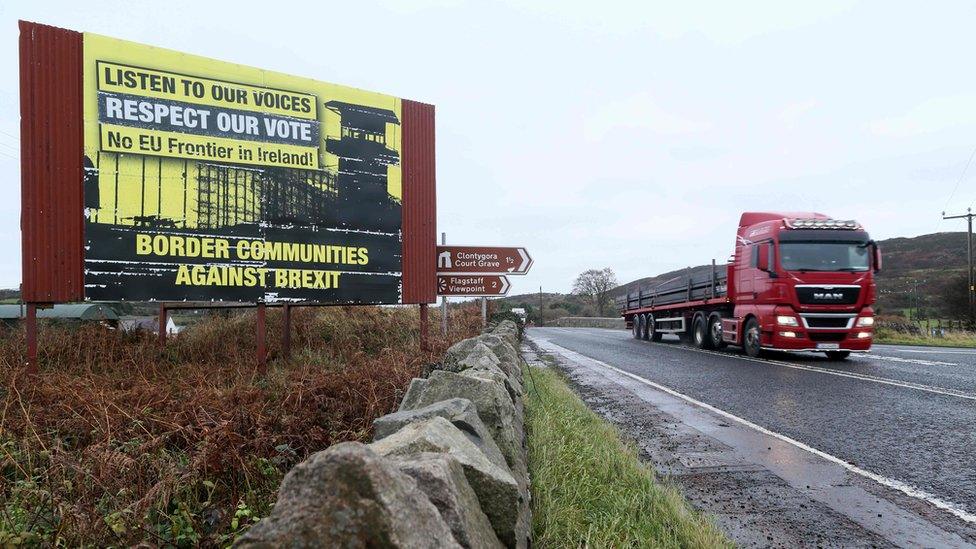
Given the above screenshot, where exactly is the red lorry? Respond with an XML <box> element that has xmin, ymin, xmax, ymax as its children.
<box><xmin>618</xmin><ymin>212</ymin><xmax>882</xmax><ymax>360</ymax></box>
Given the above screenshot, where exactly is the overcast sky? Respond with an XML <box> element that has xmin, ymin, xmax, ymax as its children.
<box><xmin>2</xmin><ymin>1</ymin><xmax>975</xmax><ymax>295</ymax></box>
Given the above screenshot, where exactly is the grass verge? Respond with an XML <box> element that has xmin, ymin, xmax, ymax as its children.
<box><xmin>874</xmin><ymin>328</ymin><xmax>976</xmax><ymax>348</ymax></box>
<box><xmin>523</xmin><ymin>362</ymin><xmax>732</xmax><ymax>548</ymax></box>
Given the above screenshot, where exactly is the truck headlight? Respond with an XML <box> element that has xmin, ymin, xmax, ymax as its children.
<box><xmin>776</xmin><ymin>315</ymin><xmax>799</xmax><ymax>326</ymax></box>
<box><xmin>857</xmin><ymin>332</ymin><xmax>871</xmax><ymax>339</ymax></box>
<box><xmin>856</xmin><ymin>317</ymin><xmax>874</xmax><ymax>327</ymax></box>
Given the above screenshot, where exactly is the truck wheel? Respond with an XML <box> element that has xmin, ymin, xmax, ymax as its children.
<box><xmin>632</xmin><ymin>316</ymin><xmax>641</xmax><ymax>339</ymax></box>
<box><xmin>707</xmin><ymin>314</ymin><xmax>726</xmax><ymax>349</ymax></box>
<box><xmin>693</xmin><ymin>316</ymin><xmax>712</xmax><ymax>349</ymax></box>
<box><xmin>825</xmin><ymin>351</ymin><xmax>850</xmax><ymax>361</ymax></box>
<box><xmin>648</xmin><ymin>315</ymin><xmax>662</xmax><ymax>342</ymax></box>
<box><xmin>640</xmin><ymin>314</ymin><xmax>650</xmax><ymax>340</ymax></box>
<box><xmin>743</xmin><ymin>318</ymin><xmax>762</xmax><ymax>358</ymax></box>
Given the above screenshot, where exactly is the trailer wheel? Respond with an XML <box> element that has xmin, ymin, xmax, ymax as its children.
<box><xmin>648</xmin><ymin>315</ymin><xmax>662</xmax><ymax>341</ymax></box>
<box><xmin>743</xmin><ymin>317</ymin><xmax>762</xmax><ymax>358</ymax></box>
<box><xmin>632</xmin><ymin>316</ymin><xmax>641</xmax><ymax>339</ymax></box>
<box><xmin>707</xmin><ymin>314</ymin><xmax>726</xmax><ymax>349</ymax></box>
<box><xmin>640</xmin><ymin>314</ymin><xmax>650</xmax><ymax>340</ymax></box>
<box><xmin>693</xmin><ymin>316</ymin><xmax>712</xmax><ymax>349</ymax></box>
<box><xmin>825</xmin><ymin>351</ymin><xmax>850</xmax><ymax>361</ymax></box>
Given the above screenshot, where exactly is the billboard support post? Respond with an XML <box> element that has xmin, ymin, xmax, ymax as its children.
<box><xmin>256</xmin><ymin>303</ymin><xmax>267</xmax><ymax>375</ymax></box>
<box><xmin>420</xmin><ymin>303</ymin><xmax>430</xmax><ymax>353</ymax></box>
<box><xmin>282</xmin><ymin>304</ymin><xmax>292</xmax><ymax>361</ymax></box>
<box><xmin>157</xmin><ymin>304</ymin><xmax>168</xmax><ymax>346</ymax></box>
<box><xmin>26</xmin><ymin>303</ymin><xmax>37</xmax><ymax>374</ymax></box>
<box><xmin>481</xmin><ymin>298</ymin><xmax>487</xmax><ymax>328</ymax></box>
<box><xmin>441</xmin><ymin>232</ymin><xmax>448</xmax><ymax>336</ymax></box>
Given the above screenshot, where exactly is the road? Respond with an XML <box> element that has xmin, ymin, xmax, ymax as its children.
<box><xmin>527</xmin><ymin>327</ymin><xmax>976</xmax><ymax>547</ymax></box>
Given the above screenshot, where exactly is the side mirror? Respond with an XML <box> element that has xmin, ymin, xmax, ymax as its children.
<box><xmin>872</xmin><ymin>242</ymin><xmax>882</xmax><ymax>272</ymax></box>
<box><xmin>757</xmin><ymin>243</ymin><xmax>770</xmax><ymax>271</ymax></box>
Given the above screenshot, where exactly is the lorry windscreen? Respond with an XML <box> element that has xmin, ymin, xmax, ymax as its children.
<box><xmin>779</xmin><ymin>241</ymin><xmax>870</xmax><ymax>272</ymax></box>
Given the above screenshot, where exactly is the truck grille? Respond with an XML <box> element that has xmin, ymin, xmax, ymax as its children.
<box><xmin>796</xmin><ymin>286</ymin><xmax>860</xmax><ymax>305</ymax></box>
<box><xmin>801</xmin><ymin>315</ymin><xmax>854</xmax><ymax>329</ymax></box>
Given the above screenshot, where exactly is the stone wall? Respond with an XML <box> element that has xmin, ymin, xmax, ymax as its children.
<box><xmin>550</xmin><ymin>316</ymin><xmax>626</xmax><ymax>329</ymax></box>
<box><xmin>235</xmin><ymin>320</ymin><xmax>530</xmax><ymax>549</ymax></box>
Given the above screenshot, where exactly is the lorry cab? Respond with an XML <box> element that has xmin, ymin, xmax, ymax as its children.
<box><xmin>728</xmin><ymin>212</ymin><xmax>880</xmax><ymax>358</ymax></box>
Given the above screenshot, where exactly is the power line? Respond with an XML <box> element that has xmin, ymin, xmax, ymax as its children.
<box><xmin>944</xmin><ymin>144</ymin><xmax>976</xmax><ymax>212</ymax></box>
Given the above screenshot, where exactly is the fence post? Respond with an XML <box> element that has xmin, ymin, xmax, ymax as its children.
<box><xmin>282</xmin><ymin>304</ymin><xmax>292</xmax><ymax>361</ymax></box>
<box><xmin>158</xmin><ymin>303</ymin><xmax>168</xmax><ymax>346</ymax></box>
<box><xmin>256</xmin><ymin>303</ymin><xmax>267</xmax><ymax>376</ymax></box>
<box><xmin>420</xmin><ymin>303</ymin><xmax>430</xmax><ymax>353</ymax></box>
<box><xmin>25</xmin><ymin>303</ymin><xmax>38</xmax><ymax>375</ymax></box>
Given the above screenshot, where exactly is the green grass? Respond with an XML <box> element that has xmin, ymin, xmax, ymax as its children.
<box><xmin>874</xmin><ymin>327</ymin><xmax>976</xmax><ymax>348</ymax></box>
<box><xmin>523</xmin><ymin>363</ymin><xmax>732</xmax><ymax>548</ymax></box>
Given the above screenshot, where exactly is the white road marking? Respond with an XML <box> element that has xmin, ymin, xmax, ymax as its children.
<box><xmin>882</xmin><ymin>348</ymin><xmax>976</xmax><ymax>355</ymax></box>
<box><xmin>863</xmin><ymin>355</ymin><xmax>958</xmax><ymax>367</ymax></box>
<box><xmin>535</xmin><ymin>337</ymin><xmax>976</xmax><ymax>525</ymax></box>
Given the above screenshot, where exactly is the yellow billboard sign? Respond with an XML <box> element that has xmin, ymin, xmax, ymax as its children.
<box><xmin>82</xmin><ymin>33</ymin><xmax>406</xmax><ymax>303</ymax></box>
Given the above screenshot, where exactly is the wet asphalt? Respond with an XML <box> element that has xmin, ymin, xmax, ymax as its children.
<box><xmin>529</xmin><ymin>327</ymin><xmax>976</xmax><ymax>518</ymax></box>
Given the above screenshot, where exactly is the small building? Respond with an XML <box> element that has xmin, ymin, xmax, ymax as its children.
<box><xmin>119</xmin><ymin>316</ymin><xmax>181</xmax><ymax>336</ymax></box>
<box><xmin>0</xmin><ymin>303</ymin><xmax>120</xmax><ymax>326</ymax></box>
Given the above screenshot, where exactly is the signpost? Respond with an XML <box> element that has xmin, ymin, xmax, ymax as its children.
<box><xmin>437</xmin><ymin>275</ymin><xmax>510</xmax><ymax>297</ymax></box>
<box><xmin>436</xmin><ymin>245</ymin><xmax>532</xmax><ymax>327</ymax></box>
<box><xmin>436</xmin><ymin>246</ymin><xmax>532</xmax><ymax>275</ymax></box>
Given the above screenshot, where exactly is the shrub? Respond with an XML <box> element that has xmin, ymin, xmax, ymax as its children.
<box><xmin>0</xmin><ymin>305</ymin><xmax>481</xmax><ymax>546</ymax></box>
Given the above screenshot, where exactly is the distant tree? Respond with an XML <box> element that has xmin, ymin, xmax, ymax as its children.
<box><xmin>546</xmin><ymin>307</ymin><xmax>572</xmax><ymax>321</ymax></box>
<box><xmin>572</xmin><ymin>268</ymin><xmax>618</xmax><ymax>317</ymax></box>
<box><xmin>941</xmin><ymin>272</ymin><xmax>972</xmax><ymax>320</ymax></box>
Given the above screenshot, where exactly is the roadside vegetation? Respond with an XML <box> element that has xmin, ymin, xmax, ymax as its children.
<box><xmin>875</xmin><ymin>316</ymin><xmax>976</xmax><ymax>348</ymax></box>
<box><xmin>0</xmin><ymin>305</ymin><xmax>481</xmax><ymax>546</ymax></box>
<box><xmin>523</xmin><ymin>361</ymin><xmax>731</xmax><ymax>548</ymax></box>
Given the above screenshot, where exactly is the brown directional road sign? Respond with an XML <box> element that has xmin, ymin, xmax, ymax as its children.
<box><xmin>437</xmin><ymin>275</ymin><xmax>510</xmax><ymax>297</ymax></box>
<box><xmin>436</xmin><ymin>246</ymin><xmax>533</xmax><ymax>275</ymax></box>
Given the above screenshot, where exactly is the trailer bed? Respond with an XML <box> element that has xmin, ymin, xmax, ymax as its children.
<box><xmin>617</xmin><ymin>263</ymin><xmax>728</xmax><ymax>313</ymax></box>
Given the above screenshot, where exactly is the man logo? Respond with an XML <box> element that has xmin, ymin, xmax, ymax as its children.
<box><xmin>813</xmin><ymin>292</ymin><xmax>844</xmax><ymax>300</ymax></box>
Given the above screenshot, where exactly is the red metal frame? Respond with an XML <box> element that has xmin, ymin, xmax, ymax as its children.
<box><xmin>157</xmin><ymin>304</ymin><xmax>168</xmax><ymax>345</ymax></box>
<box><xmin>401</xmin><ymin>100</ymin><xmax>437</xmax><ymax>304</ymax></box>
<box><xmin>19</xmin><ymin>21</ymin><xmax>85</xmax><ymax>303</ymax></box>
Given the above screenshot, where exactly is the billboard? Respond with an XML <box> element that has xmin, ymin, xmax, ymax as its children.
<box><xmin>76</xmin><ymin>33</ymin><xmax>415</xmax><ymax>303</ymax></box>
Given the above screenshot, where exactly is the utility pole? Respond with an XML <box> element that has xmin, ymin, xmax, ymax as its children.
<box><xmin>943</xmin><ymin>208</ymin><xmax>975</xmax><ymax>326</ymax></box>
<box><xmin>912</xmin><ymin>279</ymin><xmax>920</xmax><ymax>321</ymax></box>
<box><xmin>539</xmin><ymin>286</ymin><xmax>544</xmax><ymax>327</ymax></box>
<box><xmin>440</xmin><ymin>232</ymin><xmax>448</xmax><ymax>336</ymax></box>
